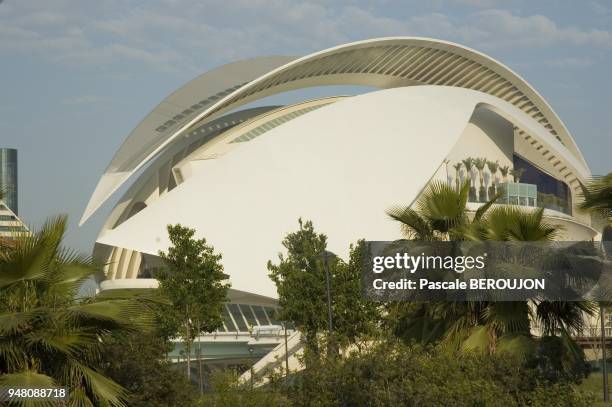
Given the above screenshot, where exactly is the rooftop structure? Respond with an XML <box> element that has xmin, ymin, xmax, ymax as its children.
<box><xmin>0</xmin><ymin>148</ymin><xmax>18</xmax><ymax>215</ymax></box>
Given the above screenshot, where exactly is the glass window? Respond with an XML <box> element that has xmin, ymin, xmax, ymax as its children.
<box><xmin>239</xmin><ymin>304</ymin><xmax>259</xmax><ymax>328</ymax></box>
<box><xmin>0</xmin><ymin>225</ymin><xmax>25</xmax><ymax>231</ymax></box>
<box><xmin>264</xmin><ymin>307</ymin><xmax>281</xmax><ymax>325</ymax></box>
<box><xmin>221</xmin><ymin>305</ymin><xmax>236</xmax><ymax>332</ymax></box>
<box><xmin>513</xmin><ymin>154</ymin><xmax>571</xmax><ymax>214</ymax></box>
<box><xmin>227</xmin><ymin>304</ymin><xmax>248</xmax><ymax>332</ymax></box>
<box><xmin>252</xmin><ymin>306</ymin><xmax>270</xmax><ymax>325</ymax></box>
<box><xmin>527</xmin><ymin>184</ymin><xmax>537</xmax><ymax>198</ymax></box>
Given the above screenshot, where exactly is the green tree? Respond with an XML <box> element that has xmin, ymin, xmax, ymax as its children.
<box><xmin>452</xmin><ymin>162</ymin><xmax>462</xmax><ymax>192</ymax></box>
<box><xmin>473</xmin><ymin>157</ymin><xmax>487</xmax><ymax>201</ymax></box>
<box><xmin>579</xmin><ymin>173</ymin><xmax>612</xmax><ymax>224</ymax></box>
<box><xmin>267</xmin><ymin>219</ymin><xmax>331</xmax><ymax>356</ymax></box>
<box><xmin>579</xmin><ymin>172</ymin><xmax>612</xmax><ymax>401</ymax></box>
<box><xmin>99</xmin><ymin>330</ymin><xmax>199</xmax><ymax>407</ymax></box>
<box><xmin>510</xmin><ymin>167</ymin><xmax>525</xmax><ymax>183</ymax></box>
<box><xmin>331</xmin><ymin>240</ymin><xmax>380</xmax><ymax>348</ymax></box>
<box><xmin>157</xmin><ymin>224</ymin><xmax>230</xmax><ymax>392</ymax></box>
<box><xmin>268</xmin><ymin>219</ymin><xmax>379</xmax><ymax>357</ymax></box>
<box><xmin>0</xmin><ymin>215</ymin><xmax>151</xmax><ymax>406</ymax></box>
<box><xmin>487</xmin><ymin>160</ymin><xmax>499</xmax><ymax>197</ymax></box>
<box><xmin>499</xmin><ymin>165</ymin><xmax>510</xmax><ymax>183</ymax></box>
<box><xmin>462</xmin><ymin>157</ymin><xmax>477</xmax><ymax>201</ymax></box>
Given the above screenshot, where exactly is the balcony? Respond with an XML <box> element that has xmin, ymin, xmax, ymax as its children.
<box><xmin>466</xmin><ymin>181</ymin><xmax>572</xmax><ymax>215</ymax></box>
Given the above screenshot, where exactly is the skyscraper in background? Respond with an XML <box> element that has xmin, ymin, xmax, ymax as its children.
<box><xmin>0</xmin><ymin>148</ymin><xmax>18</xmax><ymax>215</ymax></box>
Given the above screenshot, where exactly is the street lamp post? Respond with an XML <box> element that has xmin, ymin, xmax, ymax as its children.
<box><xmin>284</xmin><ymin>323</ymin><xmax>289</xmax><ymax>377</ymax></box>
<box><xmin>319</xmin><ymin>250</ymin><xmax>335</xmax><ymax>356</ymax></box>
<box><xmin>601</xmin><ymin>304</ymin><xmax>609</xmax><ymax>402</ymax></box>
<box><xmin>601</xmin><ymin>231</ymin><xmax>611</xmax><ymax>403</ymax></box>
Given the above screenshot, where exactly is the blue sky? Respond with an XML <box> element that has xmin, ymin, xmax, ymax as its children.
<box><xmin>1</xmin><ymin>0</ymin><xmax>611</xmax><ymax>253</ymax></box>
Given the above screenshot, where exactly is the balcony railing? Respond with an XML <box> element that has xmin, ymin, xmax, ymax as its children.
<box><xmin>466</xmin><ymin>182</ymin><xmax>571</xmax><ymax>215</ymax></box>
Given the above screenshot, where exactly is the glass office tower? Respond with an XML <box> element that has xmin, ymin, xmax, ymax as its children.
<box><xmin>0</xmin><ymin>148</ymin><xmax>18</xmax><ymax>215</ymax></box>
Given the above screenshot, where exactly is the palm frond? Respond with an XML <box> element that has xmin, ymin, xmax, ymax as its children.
<box><xmin>496</xmin><ymin>333</ymin><xmax>536</xmax><ymax>358</ymax></box>
<box><xmin>0</xmin><ymin>310</ymin><xmax>39</xmax><ymax>335</ymax></box>
<box><xmin>579</xmin><ymin>173</ymin><xmax>612</xmax><ymax>220</ymax></box>
<box><xmin>24</xmin><ymin>327</ymin><xmax>100</xmax><ymax>359</ymax></box>
<box><xmin>0</xmin><ymin>216</ymin><xmax>68</xmax><ymax>289</ymax></box>
<box><xmin>386</xmin><ymin>206</ymin><xmax>433</xmax><ymax>240</ymax></box>
<box><xmin>69</xmin><ymin>363</ymin><xmax>128</xmax><ymax>407</ymax></box>
<box><xmin>460</xmin><ymin>325</ymin><xmax>490</xmax><ymax>353</ymax></box>
<box><xmin>535</xmin><ymin>300</ymin><xmax>596</xmax><ymax>335</ymax></box>
<box><xmin>482</xmin><ymin>302</ymin><xmax>531</xmax><ymax>335</ymax></box>
<box><xmin>473</xmin><ymin>192</ymin><xmax>500</xmax><ymax>221</ymax></box>
<box><xmin>416</xmin><ymin>180</ymin><xmax>469</xmax><ymax>233</ymax></box>
<box><xmin>481</xmin><ymin>206</ymin><xmax>559</xmax><ymax>241</ymax></box>
<box><xmin>0</xmin><ymin>371</ymin><xmax>58</xmax><ymax>407</ymax></box>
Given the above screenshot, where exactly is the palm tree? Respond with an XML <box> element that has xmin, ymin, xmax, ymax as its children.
<box><xmin>499</xmin><ymin>165</ymin><xmax>510</xmax><ymax>183</ymax></box>
<box><xmin>579</xmin><ymin>173</ymin><xmax>612</xmax><ymax>401</ymax></box>
<box><xmin>580</xmin><ymin>173</ymin><xmax>612</xmax><ymax>224</ymax></box>
<box><xmin>387</xmin><ymin>183</ymin><xmax>594</xmax><ymax>365</ymax></box>
<box><xmin>510</xmin><ymin>167</ymin><xmax>526</xmax><ymax>183</ymax></box>
<box><xmin>473</xmin><ymin>157</ymin><xmax>487</xmax><ymax>202</ymax></box>
<box><xmin>386</xmin><ymin>180</ymin><xmax>498</xmax><ymax>242</ymax></box>
<box><xmin>453</xmin><ymin>163</ymin><xmax>462</xmax><ymax>192</ymax></box>
<box><xmin>487</xmin><ymin>160</ymin><xmax>499</xmax><ymax>196</ymax></box>
<box><xmin>462</xmin><ymin>158</ymin><xmax>473</xmax><ymax>183</ymax></box>
<box><xmin>462</xmin><ymin>158</ymin><xmax>476</xmax><ymax>202</ymax></box>
<box><xmin>0</xmin><ymin>216</ymin><xmax>154</xmax><ymax>406</ymax></box>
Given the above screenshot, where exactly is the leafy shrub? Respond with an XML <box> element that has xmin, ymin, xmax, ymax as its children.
<box><xmin>200</xmin><ymin>370</ymin><xmax>290</xmax><ymax>407</ymax></box>
<box><xmin>99</xmin><ymin>331</ymin><xmax>199</xmax><ymax>407</ymax></box>
<box><xmin>276</xmin><ymin>340</ymin><xmax>595</xmax><ymax>407</ymax></box>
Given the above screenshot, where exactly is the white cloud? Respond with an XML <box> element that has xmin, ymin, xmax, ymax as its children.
<box><xmin>470</xmin><ymin>9</ymin><xmax>612</xmax><ymax>48</ymax></box>
<box><xmin>0</xmin><ymin>0</ymin><xmax>609</xmax><ymax>75</ymax></box>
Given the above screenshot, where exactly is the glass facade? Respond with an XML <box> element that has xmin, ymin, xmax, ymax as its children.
<box><xmin>498</xmin><ymin>182</ymin><xmax>537</xmax><ymax>207</ymax></box>
<box><xmin>0</xmin><ymin>149</ymin><xmax>17</xmax><ymax>215</ymax></box>
<box><xmin>461</xmin><ymin>154</ymin><xmax>573</xmax><ymax>215</ymax></box>
<box><xmin>513</xmin><ymin>154</ymin><xmax>572</xmax><ymax>215</ymax></box>
<box><xmin>230</xmin><ymin>104</ymin><xmax>328</xmax><ymax>143</ymax></box>
<box><xmin>227</xmin><ymin>303</ymin><xmax>249</xmax><ymax>332</ymax></box>
<box><xmin>216</xmin><ymin>303</ymin><xmax>280</xmax><ymax>333</ymax></box>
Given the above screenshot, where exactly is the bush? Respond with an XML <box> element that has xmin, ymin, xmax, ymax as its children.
<box><xmin>99</xmin><ymin>331</ymin><xmax>199</xmax><ymax>407</ymax></box>
<box><xmin>528</xmin><ymin>335</ymin><xmax>591</xmax><ymax>384</ymax></box>
<box><xmin>200</xmin><ymin>370</ymin><xmax>290</xmax><ymax>407</ymax></box>
<box><xmin>277</xmin><ymin>340</ymin><xmax>595</xmax><ymax>407</ymax></box>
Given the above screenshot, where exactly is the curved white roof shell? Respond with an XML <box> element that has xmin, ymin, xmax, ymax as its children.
<box><xmin>95</xmin><ymin>85</ymin><xmax>590</xmax><ymax>298</ymax></box>
<box><xmin>81</xmin><ymin>37</ymin><xmax>589</xmax><ymax>225</ymax></box>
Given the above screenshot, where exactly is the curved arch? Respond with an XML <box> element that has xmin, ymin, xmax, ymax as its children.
<box><xmin>82</xmin><ymin>37</ymin><xmax>588</xmax><ymax>225</ymax></box>
<box><xmin>80</xmin><ymin>56</ymin><xmax>296</xmax><ymax>225</ymax></box>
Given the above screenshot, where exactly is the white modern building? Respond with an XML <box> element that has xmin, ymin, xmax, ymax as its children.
<box><xmin>81</xmin><ymin>38</ymin><xmax>601</xmax><ymax>377</ymax></box>
<box><xmin>0</xmin><ymin>200</ymin><xmax>28</xmax><ymax>243</ymax></box>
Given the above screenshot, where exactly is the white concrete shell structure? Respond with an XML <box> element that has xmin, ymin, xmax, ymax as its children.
<box><xmin>0</xmin><ymin>200</ymin><xmax>28</xmax><ymax>241</ymax></box>
<box><xmin>82</xmin><ymin>37</ymin><xmax>600</xmax><ymax>371</ymax></box>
